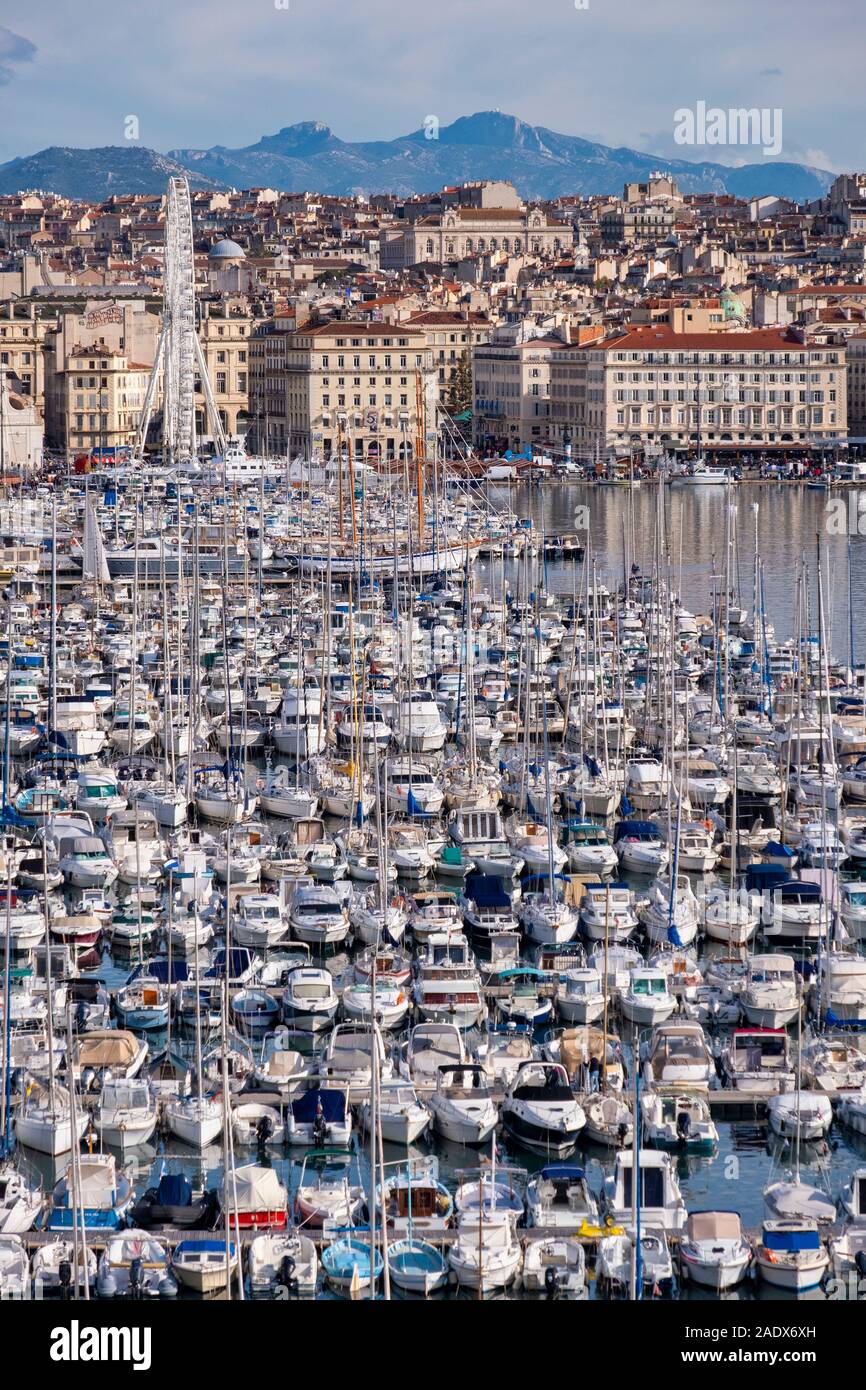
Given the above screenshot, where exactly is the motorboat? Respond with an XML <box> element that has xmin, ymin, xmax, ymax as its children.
<box><xmin>31</xmin><ymin>1237</ymin><xmax>97</xmax><ymax>1295</ymax></box>
<box><xmin>358</xmin><ymin>1082</ymin><xmax>430</xmax><ymax>1146</ymax></box>
<box><xmin>597</xmin><ymin>1226</ymin><xmax>674</xmax><ymax>1298</ymax></box>
<box><xmin>640</xmin><ymin>1022</ymin><xmax>715</xmax><ymax>1091</ymax></box>
<box><xmin>248</xmin><ymin>1229</ymin><xmax>318</xmax><ymax>1298</ymax></box>
<box><xmin>556</xmin><ymin>967</ymin><xmax>605</xmax><ymax>1025</ymax></box>
<box><xmin>173</xmin><ymin>1236</ymin><xmax>238</xmax><ymax>1295</ymax></box>
<box><xmin>602</xmin><ymin>1149</ymin><xmax>686</xmax><ymax>1232</ymax></box>
<box><xmin>97</xmin><ymin>1230</ymin><xmax>178</xmax><ymax>1299</ymax></box>
<box><xmin>522</xmin><ymin>1236</ymin><xmax>586</xmax><ymax>1297</ymax></box>
<box><xmin>233</xmin><ymin>893</ymin><xmax>288</xmax><ymax>950</ymax></box>
<box><xmin>281</xmin><ymin>966</ymin><xmax>339</xmax><ymax>1033</ymax></box>
<box><xmin>581</xmin><ymin>1092</ymin><xmax>634</xmax><ymax>1148</ymax></box>
<box><xmin>767</xmin><ymin>1090</ymin><xmax>834</xmax><ymax>1142</ymax></box>
<box><xmin>130</xmin><ymin>1170</ymin><xmax>220</xmax><ymax>1230</ymax></box>
<box><xmin>755</xmin><ymin>1219</ymin><xmax>828</xmax><ymax>1291</ymax></box>
<box><xmin>376</xmin><ymin>1156</ymin><xmax>453</xmax><ymax>1235</ymax></box>
<box><xmin>640</xmin><ymin>1091</ymin><xmax>718</xmax><ymax>1153</ymax></box>
<box><xmin>613</xmin><ymin>820</ymin><xmax>669</xmax><ymax>875</ymax></box>
<box><xmin>741</xmin><ymin>954</ymin><xmax>801</xmax><ymax>1029</ymax></box>
<box><xmin>288</xmin><ymin>882</ymin><xmax>350</xmax><ymax>948</ymax></box>
<box><xmin>221</xmin><ymin>1163</ymin><xmax>287</xmax><ymax>1230</ymax></box>
<box><xmin>427</xmin><ymin>1063</ymin><xmax>498</xmax><ymax>1145</ymax></box>
<box><xmin>564</xmin><ymin>821</ymin><xmax>618</xmax><ymax>876</ymax></box>
<box><xmin>525</xmin><ymin>1164</ymin><xmax>599</xmax><ymax>1228</ymax></box>
<box><xmin>323</xmin><ymin>1024</ymin><xmax>392</xmax><ymax>1103</ymax></box>
<box><xmin>93</xmin><ymin>1079</ymin><xmax>158</xmax><ymax>1152</ymax></box>
<box><xmin>578</xmin><ymin>881</ymin><xmax>638</xmax><ymax>943</ymax></box>
<box><xmin>48</xmin><ymin>1153</ymin><xmax>133</xmax><ymax>1231</ymax></box>
<box><xmin>720</xmin><ymin>1027</ymin><xmax>795</xmax><ymax>1094</ymax></box>
<box><xmin>501</xmin><ymin>1061</ymin><xmax>586</xmax><ymax>1155</ymax></box>
<box><xmin>285</xmin><ymin>1088</ymin><xmax>353</xmax><ymax>1148</ymax></box>
<box><xmin>232</xmin><ymin>1102</ymin><xmax>286</xmax><ymax>1148</ymax></box>
<box><xmin>448</xmin><ymin>1209</ymin><xmax>522</xmax><ymax>1294</ymax></box>
<box><xmin>619</xmin><ymin>967</ymin><xmax>677</xmax><ymax>1027</ymax></box>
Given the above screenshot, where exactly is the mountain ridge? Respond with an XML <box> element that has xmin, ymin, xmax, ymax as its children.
<box><xmin>0</xmin><ymin>111</ymin><xmax>834</xmax><ymax>203</ymax></box>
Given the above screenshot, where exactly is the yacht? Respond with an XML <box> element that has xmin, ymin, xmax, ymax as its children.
<box><xmin>578</xmin><ymin>881</ymin><xmax>638</xmax><ymax>943</ymax></box>
<box><xmin>619</xmin><ymin>967</ymin><xmax>677</xmax><ymax>1026</ymax></box>
<box><xmin>501</xmin><ymin>1061</ymin><xmax>586</xmax><ymax>1155</ymax></box>
<box><xmin>755</xmin><ymin>1220</ymin><xmax>828</xmax><ymax>1292</ymax></box>
<box><xmin>720</xmin><ymin>1027</ymin><xmax>795</xmax><ymax>1094</ymax></box>
<box><xmin>525</xmin><ymin>1164</ymin><xmax>599</xmax><ymax>1228</ymax></box>
<box><xmin>640</xmin><ymin>1022</ymin><xmax>715</xmax><ymax>1090</ymax></box>
<box><xmin>602</xmin><ymin>1149</ymin><xmax>686</xmax><ymax>1232</ymax></box>
<box><xmin>679</xmin><ymin>1210</ymin><xmax>752</xmax><ymax>1290</ymax></box>
<box><xmin>741</xmin><ymin>954</ymin><xmax>801</xmax><ymax>1029</ymax></box>
<box><xmin>427</xmin><ymin>1063</ymin><xmax>498</xmax><ymax>1145</ymax></box>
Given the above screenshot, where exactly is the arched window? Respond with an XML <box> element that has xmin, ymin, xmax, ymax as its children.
<box><xmin>465</xmin><ymin>238</ymin><xmax>473</xmax><ymax>252</ymax></box>
<box><xmin>426</xmin><ymin>238</ymin><xmax>434</xmax><ymax>255</ymax></box>
<box><xmin>503</xmin><ymin>238</ymin><xmax>510</xmax><ymax>252</ymax></box>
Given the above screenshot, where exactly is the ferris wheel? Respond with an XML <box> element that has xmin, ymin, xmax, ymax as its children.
<box><xmin>136</xmin><ymin>176</ymin><xmax>226</xmax><ymax>462</ymax></box>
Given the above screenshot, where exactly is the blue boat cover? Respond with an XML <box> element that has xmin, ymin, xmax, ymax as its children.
<box><xmin>127</xmin><ymin>960</ymin><xmax>190</xmax><ymax>985</ymax></box>
<box><xmin>614</xmin><ymin>820</ymin><xmax>659</xmax><ymax>839</ymax></box>
<box><xmin>744</xmin><ymin>865</ymin><xmax>791</xmax><ymax>891</ymax></box>
<box><xmin>291</xmin><ymin>1088</ymin><xmax>346</xmax><ymax>1122</ymax></box>
<box><xmin>465</xmin><ymin>873</ymin><xmax>511</xmax><ymax>908</ymax></box>
<box><xmin>763</xmin><ymin>1227</ymin><xmax>821</xmax><ymax>1252</ymax></box>
<box><xmin>156</xmin><ymin>1173</ymin><xmax>192</xmax><ymax>1206</ymax></box>
<box><xmin>540</xmin><ymin>1164</ymin><xmax>585</xmax><ymax>1181</ymax></box>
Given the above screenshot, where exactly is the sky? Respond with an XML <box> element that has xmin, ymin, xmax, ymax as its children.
<box><xmin>0</xmin><ymin>0</ymin><xmax>861</xmax><ymax>173</ymax></box>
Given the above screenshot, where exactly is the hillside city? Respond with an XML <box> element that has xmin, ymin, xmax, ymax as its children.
<box><xmin>2</xmin><ymin>170</ymin><xmax>866</xmax><ymax>474</ymax></box>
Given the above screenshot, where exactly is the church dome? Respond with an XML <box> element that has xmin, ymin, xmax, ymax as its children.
<box><xmin>208</xmin><ymin>238</ymin><xmax>246</xmax><ymax>261</ymax></box>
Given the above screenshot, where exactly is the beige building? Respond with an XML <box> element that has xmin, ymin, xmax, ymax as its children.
<box><xmin>472</xmin><ymin>335</ymin><xmax>557</xmax><ymax>451</ymax></box>
<box><xmin>846</xmin><ymin>335</ymin><xmax>866</xmax><ymax>435</ymax></box>
<box><xmin>0</xmin><ymin>301</ymin><xmax>53</xmax><ymax>413</ymax></box>
<box><xmin>46</xmin><ymin>345</ymin><xmax>150</xmax><ymax>454</ymax></box>
<box><xmin>549</xmin><ymin>325</ymin><xmax>847</xmax><ymax>458</ymax></box>
<box><xmin>407</xmin><ymin>311</ymin><xmax>490</xmax><ymax>406</ymax></box>
<box><xmin>282</xmin><ymin>321</ymin><xmax>437</xmax><ymax>461</ymax></box>
<box><xmin>381</xmin><ymin>205</ymin><xmax>570</xmax><ymax>270</ymax></box>
<box><xmin>197</xmin><ymin>297</ymin><xmax>254</xmax><ymax>440</ymax></box>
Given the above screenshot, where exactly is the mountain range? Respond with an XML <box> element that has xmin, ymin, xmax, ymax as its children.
<box><xmin>0</xmin><ymin>111</ymin><xmax>835</xmax><ymax>203</ymax></box>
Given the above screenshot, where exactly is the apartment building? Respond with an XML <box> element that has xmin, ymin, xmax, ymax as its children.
<box><xmin>197</xmin><ymin>296</ymin><xmax>254</xmax><ymax>439</ymax></box>
<box><xmin>472</xmin><ymin>334</ymin><xmax>557</xmax><ymax>451</ymax></box>
<box><xmin>407</xmin><ymin>310</ymin><xmax>490</xmax><ymax>406</ymax></box>
<box><xmin>282</xmin><ymin>320</ymin><xmax>437</xmax><ymax>461</ymax></box>
<box><xmin>45</xmin><ymin>344</ymin><xmax>150</xmax><ymax>453</ymax></box>
<box><xmin>249</xmin><ymin>318</ymin><xmax>291</xmax><ymax>455</ymax></box>
<box><xmin>0</xmin><ymin>300</ymin><xmax>53</xmax><ymax>411</ymax></box>
<box><xmin>549</xmin><ymin>325</ymin><xmax>847</xmax><ymax>458</ymax></box>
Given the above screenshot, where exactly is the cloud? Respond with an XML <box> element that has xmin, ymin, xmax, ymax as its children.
<box><xmin>0</xmin><ymin>25</ymin><xmax>36</xmax><ymax>85</ymax></box>
<box><xmin>759</xmin><ymin>67</ymin><xmax>783</xmax><ymax>77</ymax></box>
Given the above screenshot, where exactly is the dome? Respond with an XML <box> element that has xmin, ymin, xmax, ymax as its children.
<box><xmin>208</xmin><ymin>238</ymin><xmax>246</xmax><ymax>261</ymax></box>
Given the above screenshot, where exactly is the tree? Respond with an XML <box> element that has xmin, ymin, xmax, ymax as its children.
<box><xmin>446</xmin><ymin>348</ymin><xmax>473</xmax><ymax>417</ymax></box>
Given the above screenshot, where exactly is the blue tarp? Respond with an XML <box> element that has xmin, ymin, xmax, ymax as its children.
<box><xmin>127</xmin><ymin>960</ymin><xmax>190</xmax><ymax>985</ymax></box>
<box><xmin>291</xmin><ymin>1088</ymin><xmax>346</xmax><ymax>1122</ymax></box>
<box><xmin>156</xmin><ymin>1173</ymin><xmax>192</xmax><ymax>1206</ymax></box>
<box><xmin>465</xmin><ymin>873</ymin><xmax>511</xmax><ymax>908</ymax></box>
<box><xmin>614</xmin><ymin>820</ymin><xmax>659</xmax><ymax>839</ymax></box>
<box><xmin>763</xmin><ymin>1227</ymin><xmax>821</xmax><ymax>1252</ymax></box>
